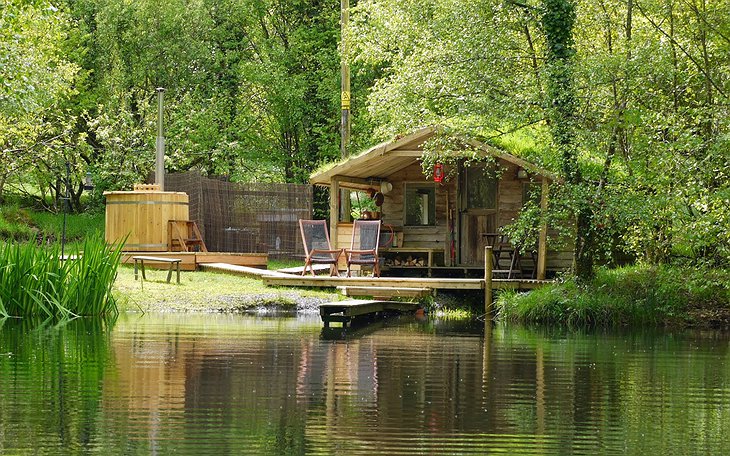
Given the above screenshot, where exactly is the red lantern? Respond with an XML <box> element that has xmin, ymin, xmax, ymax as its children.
<box><xmin>433</xmin><ymin>163</ymin><xmax>444</xmax><ymax>183</ymax></box>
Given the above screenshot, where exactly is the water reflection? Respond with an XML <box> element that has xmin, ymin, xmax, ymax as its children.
<box><xmin>1</xmin><ymin>314</ymin><xmax>730</xmax><ymax>454</ymax></box>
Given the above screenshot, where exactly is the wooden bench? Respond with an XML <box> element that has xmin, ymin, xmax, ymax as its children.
<box><xmin>132</xmin><ymin>256</ymin><xmax>182</xmax><ymax>284</ymax></box>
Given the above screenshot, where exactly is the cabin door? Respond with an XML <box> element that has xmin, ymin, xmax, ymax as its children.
<box><xmin>458</xmin><ymin>162</ymin><xmax>498</xmax><ymax>266</ymax></box>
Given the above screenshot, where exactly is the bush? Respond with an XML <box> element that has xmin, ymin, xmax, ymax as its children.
<box><xmin>496</xmin><ymin>264</ymin><xmax>730</xmax><ymax>327</ymax></box>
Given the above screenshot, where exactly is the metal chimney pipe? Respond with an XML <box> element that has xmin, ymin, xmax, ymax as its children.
<box><xmin>155</xmin><ymin>87</ymin><xmax>165</xmax><ymax>191</ymax></box>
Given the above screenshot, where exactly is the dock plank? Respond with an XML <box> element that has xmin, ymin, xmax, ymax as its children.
<box><xmin>264</xmin><ymin>275</ymin><xmax>552</xmax><ymax>291</ymax></box>
<box><xmin>264</xmin><ymin>276</ymin><xmax>484</xmax><ymax>290</ymax></box>
<box><xmin>319</xmin><ymin>299</ymin><xmax>420</xmax><ymax>327</ymax></box>
<box><xmin>200</xmin><ymin>263</ymin><xmax>292</xmax><ymax>279</ymax></box>
<box><xmin>276</xmin><ymin>264</ymin><xmax>331</xmax><ymax>274</ymax></box>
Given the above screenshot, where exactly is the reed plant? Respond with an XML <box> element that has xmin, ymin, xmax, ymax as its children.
<box><xmin>0</xmin><ymin>236</ymin><xmax>123</xmax><ymax>318</ymax></box>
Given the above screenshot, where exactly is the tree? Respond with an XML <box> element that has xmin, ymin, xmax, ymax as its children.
<box><xmin>0</xmin><ymin>1</ymin><xmax>80</xmax><ymax>205</ymax></box>
<box><xmin>349</xmin><ymin>0</ymin><xmax>730</xmax><ymax>269</ymax></box>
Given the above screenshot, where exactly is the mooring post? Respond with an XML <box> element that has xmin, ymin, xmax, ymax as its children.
<box><xmin>484</xmin><ymin>245</ymin><xmax>493</xmax><ymax>317</ymax></box>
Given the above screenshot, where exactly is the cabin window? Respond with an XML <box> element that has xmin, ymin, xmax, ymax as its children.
<box><xmin>404</xmin><ymin>184</ymin><xmax>436</xmax><ymax>226</ymax></box>
<box><xmin>463</xmin><ymin>164</ymin><xmax>497</xmax><ymax>210</ymax></box>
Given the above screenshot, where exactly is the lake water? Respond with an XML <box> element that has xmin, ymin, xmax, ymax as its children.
<box><xmin>1</xmin><ymin>313</ymin><xmax>729</xmax><ymax>455</ymax></box>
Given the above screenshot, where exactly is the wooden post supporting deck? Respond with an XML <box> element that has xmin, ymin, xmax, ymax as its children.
<box><xmin>484</xmin><ymin>245</ymin><xmax>493</xmax><ymax>317</ymax></box>
<box><xmin>330</xmin><ymin>177</ymin><xmax>340</xmax><ymax>249</ymax></box>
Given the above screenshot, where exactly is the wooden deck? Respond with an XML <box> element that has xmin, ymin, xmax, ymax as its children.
<box><xmin>319</xmin><ymin>299</ymin><xmax>421</xmax><ymax>327</ymax></box>
<box><xmin>199</xmin><ymin>262</ymin><xmax>291</xmax><ymax>279</ymax></box>
<box><xmin>262</xmin><ymin>274</ymin><xmax>550</xmax><ymax>291</ymax></box>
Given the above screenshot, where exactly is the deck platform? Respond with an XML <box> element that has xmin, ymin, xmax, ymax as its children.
<box><xmin>263</xmin><ymin>275</ymin><xmax>550</xmax><ymax>291</ymax></box>
<box><xmin>199</xmin><ymin>263</ymin><xmax>291</xmax><ymax>279</ymax></box>
<box><xmin>319</xmin><ymin>299</ymin><xmax>421</xmax><ymax>327</ymax></box>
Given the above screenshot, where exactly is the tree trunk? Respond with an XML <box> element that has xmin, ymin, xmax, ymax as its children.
<box><xmin>541</xmin><ymin>0</ymin><xmax>594</xmax><ymax>280</ymax></box>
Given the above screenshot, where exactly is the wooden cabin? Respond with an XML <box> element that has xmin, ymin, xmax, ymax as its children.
<box><xmin>310</xmin><ymin>126</ymin><xmax>573</xmax><ymax>279</ymax></box>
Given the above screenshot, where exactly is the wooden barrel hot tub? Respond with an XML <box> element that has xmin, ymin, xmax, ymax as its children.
<box><xmin>104</xmin><ymin>190</ymin><xmax>189</xmax><ymax>251</ymax></box>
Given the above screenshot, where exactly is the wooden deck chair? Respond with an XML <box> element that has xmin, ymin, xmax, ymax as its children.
<box><xmin>345</xmin><ymin>220</ymin><xmax>382</xmax><ymax>277</ymax></box>
<box><xmin>299</xmin><ymin>220</ymin><xmax>342</xmax><ymax>277</ymax></box>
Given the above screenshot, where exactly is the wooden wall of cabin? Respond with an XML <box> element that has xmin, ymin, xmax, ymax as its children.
<box><xmin>496</xmin><ymin>161</ymin><xmax>523</xmax><ymax>229</ymax></box>
<box><xmin>379</xmin><ymin>163</ymin><xmax>456</xmax><ymax>265</ymax></box>
<box><xmin>334</xmin><ymin>159</ymin><xmax>574</xmax><ymax>274</ymax></box>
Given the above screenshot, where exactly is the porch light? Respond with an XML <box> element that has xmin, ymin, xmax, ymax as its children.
<box><xmin>517</xmin><ymin>168</ymin><xmax>529</xmax><ymax>180</ymax></box>
<box><xmin>380</xmin><ymin>181</ymin><xmax>393</xmax><ymax>194</ymax></box>
<box><xmin>433</xmin><ymin>163</ymin><xmax>444</xmax><ymax>183</ymax></box>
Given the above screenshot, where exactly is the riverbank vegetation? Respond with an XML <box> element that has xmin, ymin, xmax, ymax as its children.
<box><xmin>497</xmin><ymin>265</ymin><xmax>730</xmax><ymax>328</ymax></box>
<box><xmin>0</xmin><ymin>236</ymin><xmax>121</xmax><ymax>318</ymax></box>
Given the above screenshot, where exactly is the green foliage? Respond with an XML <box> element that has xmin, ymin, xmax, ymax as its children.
<box><xmin>0</xmin><ymin>206</ymin><xmax>36</xmax><ymax>242</ymax></box>
<box><xmin>496</xmin><ymin>264</ymin><xmax>730</xmax><ymax>327</ymax></box>
<box><xmin>27</xmin><ymin>209</ymin><xmax>104</xmax><ymax>243</ymax></box>
<box><xmin>350</xmin><ymin>190</ymin><xmax>378</xmax><ymax>219</ymax></box>
<box><xmin>501</xmin><ymin>202</ymin><xmax>542</xmax><ymax>254</ymax></box>
<box><xmin>3</xmin><ymin>0</ymin><xmax>343</xmax><ymax>209</ymax></box>
<box><xmin>420</xmin><ymin>130</ymin><xmax>501</xmax><ymax>182</ymax></box>
<box><xmin>3</xmin><ymin>0</ymin><xmax>730</xmax><ymax>271</ymax></box>
<box><xmin>0</xmin><ymin>204</ymin><xmax>104</xmax><ymax>249</ymax></box>
<box><xmin>349</xmin><ymin>0</ymin><xmax>730</xmax><ymax>271</ymax></box>
<box><xmin>0</xmin><ymin>236</ymin><xmax>123</xmax><ymax>317</ymax></box>
<box><xmin>81</xmin><ymin>0</ymin><xmax>341</xmax><ymax>186</ymax></box>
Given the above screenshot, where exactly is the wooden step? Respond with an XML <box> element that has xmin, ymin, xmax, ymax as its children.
<box><xmin>337</xmin><ymin>286</ymin><xmax>432</xmax><ymax>299</ymax></box>
<box><xmin>277</xmin><ymin>264</ymin><xmax>331</xmax><ymax>274</ymax></box>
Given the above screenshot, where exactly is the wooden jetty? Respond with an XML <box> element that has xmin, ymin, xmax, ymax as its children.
<box><xmin>267</xmin><ymin>246</ymin><xmax>551</xmax><ymax>319</ymax></box>
<box><xmin>263</xmin><ymin>275</ymin><xmax>549</xmax><ymax>291</ymax></box>
<box><xmin>319</xmin><ymin>299</ymin><xmax>421</xmax><ymax>328</ymax></box>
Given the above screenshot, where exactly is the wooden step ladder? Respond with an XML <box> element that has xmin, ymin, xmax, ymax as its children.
<box><xmin>168</xmin><ymin>220</ymin><xmax>208</xmax><ymax>252</ymax></box>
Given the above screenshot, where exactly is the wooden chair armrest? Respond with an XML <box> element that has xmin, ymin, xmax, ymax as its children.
<box><xmin>345</xmin><ymin>249</ymin><xmax>377</xmax><ymax>255</ymax></box>
<box><xmin>311</xmin><ymin>249</ymin><xmax>343</xmax><ymax>254</ymax></box>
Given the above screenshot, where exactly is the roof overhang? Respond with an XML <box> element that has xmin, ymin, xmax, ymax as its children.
<box><xmin>310</xmin><ymin>126</ymin><xmax>557</xmax><ymax>188</ymax></box>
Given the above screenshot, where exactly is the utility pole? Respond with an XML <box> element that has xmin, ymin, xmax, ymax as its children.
<box><xmin>340</xmin><ymin>0</ymin><xmax>351</xmax><ymax>221</ymax></box>
<box><xmin>340</xmin><ymin>0</ymin><xmax>351</xmax><ymax>158</ymax></box>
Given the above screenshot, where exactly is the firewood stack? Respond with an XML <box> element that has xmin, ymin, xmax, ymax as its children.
<box><xmin>385</xmin><ymin>255</ymin><xmax>426</xmax><ymax>267</ymax></box>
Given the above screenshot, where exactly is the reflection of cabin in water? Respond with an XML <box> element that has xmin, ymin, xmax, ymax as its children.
<box><xmin>310</xmin><ymin>126</ymin><xmax>573</xmax><ymax>279</ymax></box>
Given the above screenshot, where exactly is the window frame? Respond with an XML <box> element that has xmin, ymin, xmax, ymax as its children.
<box><xmin>403</xmin><ymin>182</ymin><xmax>437</xmax><ymax>227</ymax></box>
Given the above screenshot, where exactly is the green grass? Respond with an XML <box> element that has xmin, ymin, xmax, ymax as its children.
<box><xmin>0</xmin><ymin>206</ymin><xmax>36</xmax><ymax>241</ymax></box>
<box><xmin>28</xmin><ymin>210</ymin><xmax>104</xmax><ymax>242</ymax></box>
<box><xmin>267</xmin><ymin>258</ymin><xmax>302</xmax><ymax>271</ymax></box>
<box><xmin>0</xmin><ymin>204</ymin><xmax>104</xmax><ymax>250</ymax></box>
<box><xmin>496</xmin><ymin>264</ymin><xmax>730</xmax><ymax>327</ymax></box>
<box><xmin>0</xmin><ymin>236</ymin><xmax>122</xmax><ymax>318</ymax></box>
<box><xmin>113</xmin><ymin>266</ymin><xmax>341</xmax><ymax>313</ymax></box>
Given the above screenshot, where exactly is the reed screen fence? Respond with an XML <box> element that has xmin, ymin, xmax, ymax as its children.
<box><xmin>166</xmin><ymin>171</ymin><xmax>312</xmax><ymax>259</ymax></box>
